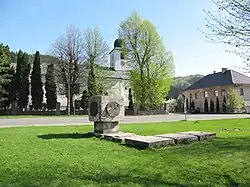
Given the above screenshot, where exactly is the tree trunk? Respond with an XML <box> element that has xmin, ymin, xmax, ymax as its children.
<box><xmin>140</xmin><ymin>66</ymin><xmax>146</xmax><ymax>110</ymax></box>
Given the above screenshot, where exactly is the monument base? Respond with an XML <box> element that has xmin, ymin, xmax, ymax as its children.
<box><xmin>94</xmin><ymin>121</ymin><xmax>119</xmax><ymax>134</ymax></box>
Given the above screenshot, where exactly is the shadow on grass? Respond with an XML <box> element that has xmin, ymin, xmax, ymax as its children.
<box><xmin>168</xmin><ymin>136</ymin><xmax>250</xmax><ymax>157</ymax></box>
<box><xmin>2</xmin><ymin>165</ymin><xmax>248</xmax><ymax>187</ymax></box>
<box><xmin>38</xmin><ymin>133</ymin><xmax>93</xmax><ymax>139</ymax></box>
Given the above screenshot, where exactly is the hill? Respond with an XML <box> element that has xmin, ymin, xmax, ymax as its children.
<box><xmin>167</xmin><ymin>74</ymin><xmax>204</xmax><ymax>99</ymax></box>
<box><xmin>11</xmin><ymin>52</ymin><xmax>57</xmax><ymax>65</ymax></box>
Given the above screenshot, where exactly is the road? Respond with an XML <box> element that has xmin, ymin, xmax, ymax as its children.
<box><xmin>1</xmin><ymin>113</ymin><xmax>250</xmax><ymax>128</ymax></box>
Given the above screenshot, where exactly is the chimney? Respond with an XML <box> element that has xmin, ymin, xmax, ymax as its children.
<box><xmin>222</xmin><ymin>68</ymin><xmax>228</xmax><ymax>73</ymax></box>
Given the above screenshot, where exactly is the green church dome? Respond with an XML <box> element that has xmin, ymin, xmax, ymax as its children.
<box><xmin>114</xmin><ymin>38</ymin><xmax>123</xmax><ymax>48</ymax></box>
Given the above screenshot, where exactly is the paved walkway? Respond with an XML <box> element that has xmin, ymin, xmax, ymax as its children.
<box><xmin>1</xmin><ymin>113</ymin><xmax>250</xmax><ymax>128</ymax></box>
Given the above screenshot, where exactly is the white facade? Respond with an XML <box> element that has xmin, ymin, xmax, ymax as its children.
<box><xmin>109</xmin><ymin>47</ymin><xmax>131</xmax><ymax>71</ymax></box>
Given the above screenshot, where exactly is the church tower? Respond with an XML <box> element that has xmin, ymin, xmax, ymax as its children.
<box><xmin>109</xmin><ymin>38</ymin><xmax>128</xmax><ymax>71</ymax></box>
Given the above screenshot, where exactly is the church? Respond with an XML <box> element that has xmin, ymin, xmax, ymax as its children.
<box><xmin>55</xmin><ymin>39</ymin><xmax>132</xmax><ymax>110</ymax></box>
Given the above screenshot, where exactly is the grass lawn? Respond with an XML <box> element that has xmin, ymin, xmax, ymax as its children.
<box><xmin>0</xmin><ymin>115</ymin><xmax>87</xmax><ymax>119</ymax></box>
<box><xmin>0</xmin><ymin>119</ymin><xmax>250</xmax><ymax>187</ymax></box>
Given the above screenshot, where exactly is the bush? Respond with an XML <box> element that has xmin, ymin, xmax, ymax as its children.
<box><xmin>80</xmin><ymin>90</ymin><xmax>89</xmax><ymax>110</ymax></box>
<box><xmin>227</xmin><ymin>88</ymin><xmax>245</xmax><ymax>113</ymax></box>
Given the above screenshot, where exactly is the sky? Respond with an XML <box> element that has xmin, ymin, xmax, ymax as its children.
<box><xmin>0</xmin><ymin>0</ymin><xmax>244</xmax><ymax>77</ymax></box>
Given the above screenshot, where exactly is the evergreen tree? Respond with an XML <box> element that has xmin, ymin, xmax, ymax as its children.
<box><xmin>14</xmin><ymin>50</ymin><xmax>23</xmax><ymax>105</ymax></box>
<box><xmin>31</xmin><ymin>51</ymin><xmax>43</xmax><ymax>110</ymax></box>
<box><xmin>45</xmin><ymin>63</ymin><xmax>57</xmax><ymax>110</ymax></box>
<box><xmin>128</xmin><ymin>88</ymin><xmax>134</xmax><ymax>110</ymax></box>
<box><xmin>80</xmin><ymin>90</ymin><xmax>89</xmax><ymax>110</ymax></box>
<box><xmin>15</xmin><ymin>52</ymin><xmax>30</xmax><ymax>110</ymax></box>
<box><xmin>204</xmin><ymin>99</ymin><xmax>209</xmax><ymax>113</ymax></box>
<box><xmin>0</xmin><ymin>44</ymin><xmax>14</xmax><ymax>109</ymax></box>
<box><xmin>186</xmin><ymin>99</ymin><xmax>189</xmax><ymax>111</ymax></box>
<box><xmin>191</xmin><ymin>101</ymin><xmax>195</xmax><ymax>111</ymax></box>
<box><xmin>210</xmin><ymin>99</ymin><xmax>215</xmax><ymax>113</ymax></box>
<box><xmin>88</xmin><ymin>55</ymin><xmax>98</xmax><ymax>97</ymax></box>
<box><xmin>20</xmin><ymin>53</ymin><xmax>30</xmax><ymax>110</ymax></box>
<box><xmin>223</xmin><ymin>96</ymin><xmax>227</xmax><ymax>113</ymax></box>
<box><xmin>216</xmin><ymin>97</ymin><xmax>220</xmax><ymax>113</ymax></box>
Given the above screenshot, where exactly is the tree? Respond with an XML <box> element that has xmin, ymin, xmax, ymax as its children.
<box><xmin>191</xmin><ymin>101</ymin><xmax>195</xmax><ymax>111</ymax></box>
<box><xmin>0</xmin><ymin>44</ymin><xmax>14</xmax><ymax>109</ymax></box>
<box><xmin>186</xmin><ymin>99</ymin><xmax>189</xmax><ymax>111</ymax></box>
<box><xmin>216</xmin><ymin>97</ymin><xmax>220</xmax><ymax>113</ymax></box>
<box><xmin>210</xmin><ymin>99</ymin><xmax>215</xmax><ymax>113</ymax></box>
<box><xmin>45</xmin><ymin>63</ymin><xmax>57</xmax><ymax>110</ymax></box>
<box><xmin>204</xmin><ymin>99</ymin><xmax>209</xmax><ymax>113</ymax></box>
<box><xmin>31</xmin><ymin>51</ymin><xmax>43</xmax><ymax>110</ymax></box>
<box><xmin>227</xmin><ymin>88</ymin><xmax>245</xmax><ymax>113</ymax></box>
<box><xmin>128</xmin><ymin>88</ymin><xmax>134</xmax><ymax>110</ymax></box>
<box><xmin>83</xmin><ymin>27</ymin><xmax>109</xmax><ymax>65</ymax></box>
<box><xmin>52</xmin><ymin>25</ymin><xmax>84</xmax><ymax>115</ymax></box>
<box><xmin>176</xmin><ymin>95</ymin><xmax>184</xmax><ymax>112</ymax></box>
<box><xmin>83</xmin><ymin>27</ymin><xmax>110</xmax><ymax>95</ymax></box>
<box><xmin>203</xmin><ymin>0</ymin><xmax>250</xmax><ymax>71</ymax></box>
<box><xmin>80</xmin><ymin>90</ymin><xmax>89</xmax><ymax>110</ymax></box>
<box><xmin>223</xmin><ymin>96</ymin><xmax>227</xmax><ymax>113</ymax></box>
<box><xmin>13</xmin><ymin>51</ymin><xmax>31</xmax><ymax>110</ymax></box>
<box><xmin>88</xmin><ymin>55</ymin><xmax>98</xmax><ymax>97</ymax></box>
<box><xmin>119</xmin><ymin>11</ymin><xmax>174</xmax><ymax>109</ymax></box>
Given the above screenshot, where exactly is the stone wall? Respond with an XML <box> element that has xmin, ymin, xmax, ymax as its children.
<box><xmin>0</xmin><ymin>109</ymin><xmax>88</xmax><ymax>116</ymax></box>
<box><xmin>125</xmin><ymin>103</ymin><xmax>169</xmax><ymax>116</ymax></box>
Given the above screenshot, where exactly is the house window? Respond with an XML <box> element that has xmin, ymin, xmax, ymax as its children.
<box><xmin>195</xmin><ymin>93</ymin><xmax>198</xmax><ymax>99</ymax></box>
<box><xmin>240</xmin><ymin>88</ymin><xmax>244</xmax><ymax>96</ymax></box>
<box><xmin>204</xmin><ymin>91</ymin><xmax>208</xmax><ymax>98</ymax></box>
<box><xmin>190</xmin><ymin>93</ymin><xmax>192</xmax><ymax>99</ymax></box>
<box><xmin>215</xmin><ymin>90</ymin><xmax>219</xmax><ymax>97</ymax></box>
<box><xmin>221</xmin><ymin>89</ymin><xmax>225</xmax><ymax>96</ymax></box>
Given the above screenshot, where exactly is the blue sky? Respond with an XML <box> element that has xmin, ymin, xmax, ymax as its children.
<box><xmin>0</xmin><ymin>0</ymin><xmax>243</xmax><ymax>76</ymax></box>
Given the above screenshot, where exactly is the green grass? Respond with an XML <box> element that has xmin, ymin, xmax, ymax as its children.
<box><xmin>0</xmin><ymin>115</ymin><xmax>87</xmax><ymax>119</ymax></box>
<box><xmin>0</xmin><ymin>119</ymin><xmax>250</xmax><ymax>187</ymax></box>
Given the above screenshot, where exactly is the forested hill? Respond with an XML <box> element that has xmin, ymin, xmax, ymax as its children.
<box><xmin>11</xmin><ymin>52</ymin><xmax>57</xmax><ymax>64</ymax></box>
<box><xmin>167</xmin><ymin>74</ymin><xmax>204</xmax><ymax>99</ymax></box>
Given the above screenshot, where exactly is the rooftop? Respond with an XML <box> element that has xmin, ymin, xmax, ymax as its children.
<box><xmin>184</xmin><ymin>68</ymin><xmax>250</xmax><ymax>91</ymax></box>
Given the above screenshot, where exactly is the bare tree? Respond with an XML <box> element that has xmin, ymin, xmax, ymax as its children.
<box><xmin>83</xmin><ymin>27</ymin><xmax>109</xmax><ymax>65</ymax></box>
<box><xmin>82</xmin><ymin>27</ymin><xmax>110</xmax><ymax>94</ymax></box>
<box><xmin>52</xmin><ymin>25</ymin><xmax>84</xmax><ymax>115</ymax></box>
<box><xmin>202</xmin><ymin>0</ymin><xmax>250</xmax><ymax>72</ymax></box>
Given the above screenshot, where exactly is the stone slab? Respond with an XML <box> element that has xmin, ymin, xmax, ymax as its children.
<box><xmin>155</xmin><ymin>133</ymin><xmax>198</xmax><ymax>144</ymax></box>
<box><xmin>177</xmin><ymin>131</ymin><xmax>216</xmax><ymax>141</ymax></box>
<box><xmin>125</xmin><ymin>135</ymin><xmax>175</xmax><ymax>149</ymax></box>
<box><xmin>103</xmin><ymin>132</ymin><xmax>136</xmax><ymax>143</ymax></box>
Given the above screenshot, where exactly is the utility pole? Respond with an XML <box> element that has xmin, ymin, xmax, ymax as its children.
<box><xmin>182</xmin><ymin>94</ymin><xmax>187</xmax><ymax>121</ymax></box>
<box><xmin>67</xmin><ymin>61</ymin><xmax>71</xmax><ymax>116</ymax></box>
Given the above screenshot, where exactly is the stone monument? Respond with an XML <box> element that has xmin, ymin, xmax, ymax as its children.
<box><xmin>88</xmin><ymin>95</ymin><xmax>124</xmax><ymax>134</ymax></box>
